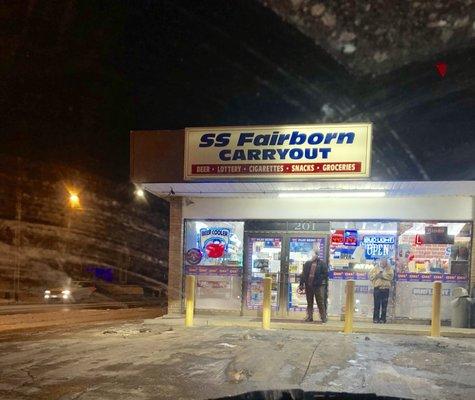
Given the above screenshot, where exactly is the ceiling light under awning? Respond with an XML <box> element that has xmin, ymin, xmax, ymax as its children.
<box><xmin>278</xmin><ymin>191</ymin><xmax>386</xmax><ymax>198</ymax></box>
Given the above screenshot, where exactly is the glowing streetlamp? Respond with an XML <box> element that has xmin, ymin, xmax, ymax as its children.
<box><xmin>69</xmin><ymin>193</ymin><xmax>80</xmax><ymax>208</ymax></box>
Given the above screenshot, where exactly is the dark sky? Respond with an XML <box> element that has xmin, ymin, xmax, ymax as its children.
<box><xmin>1</xmin><ymin>0</ymin><xmax>474</xmax><ymax>181</ymax></box>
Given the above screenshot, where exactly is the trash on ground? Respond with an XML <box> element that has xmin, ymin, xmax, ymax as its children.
<box><xmin>228</xmin><ymin>368</ymin><xmax>251</xmax><ymax>383</ymax></box>
<box><xmin>102</xmin><ymin>328</ymin><xmax>149</xmax><ymax>336</ymax></box>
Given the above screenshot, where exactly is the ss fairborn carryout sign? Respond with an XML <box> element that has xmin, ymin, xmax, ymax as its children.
<box><xmin>184</xmin><ymin>123</ymin><xmax>372</xmax><ymax>180</ymax></box>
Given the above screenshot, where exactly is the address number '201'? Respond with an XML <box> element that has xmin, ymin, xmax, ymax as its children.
<box><xmin>293</xmin><ymin>222</ymin><xmax>319</xmax><ymax>231</ymax></box>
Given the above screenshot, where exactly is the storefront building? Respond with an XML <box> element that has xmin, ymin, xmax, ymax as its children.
<box><xmin>130</xmin><ymin>124</ymin><xmax>475</xmax><ymax>322</ymax></box>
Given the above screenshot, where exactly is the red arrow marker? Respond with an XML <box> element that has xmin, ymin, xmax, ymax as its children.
<box><xmin>435</xmin><ymin>61</ymin><xmax>447</xmax><ymax>77</ymax></box>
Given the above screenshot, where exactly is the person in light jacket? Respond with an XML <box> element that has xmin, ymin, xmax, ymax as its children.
<box><xmin>370</xmin><ymin>258</ymin><xmax>394</xmax><ymax>324</ymax></box>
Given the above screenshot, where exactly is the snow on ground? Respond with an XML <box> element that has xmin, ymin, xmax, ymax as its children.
<box><xmin>0</xmin><ymin>320</ymin><xmax>474</xmax><ymax>399</ymax></box>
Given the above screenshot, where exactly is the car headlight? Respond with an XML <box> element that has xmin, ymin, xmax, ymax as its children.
<box><xmin>44</xmin><ymin>294</ymin><xmax>50</xmax><ymax>299</ymax></box>
<box><xmin>62</xmin><ymin>290</ymin><xmax>71</xmax><ymax>295</ymax></box>
<box><xmin>44</xmin><ymin>290</ymin><xmax>51</xmax><ymax>294</ymax></box>
<box><xmin>62</xmin><ymin>294</ymin><xmax>69</xmax><ymax>299</ymax></box>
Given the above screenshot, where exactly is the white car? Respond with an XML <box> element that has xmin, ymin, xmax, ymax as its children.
<box><xmin>44</xmin><ymin>281</ymin><xmax>96</xmax><ymax>303</ymax></box>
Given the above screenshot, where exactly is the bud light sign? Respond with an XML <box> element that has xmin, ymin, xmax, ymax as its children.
<box><xmin>363</xmin><ymin>235</ymin><xmax>396</xmax><ymax>260</ymax></box>
<box><xmin>200</xmin><ymin>228</ymin><xmax>230</xmax><ymax>258</ymax></box>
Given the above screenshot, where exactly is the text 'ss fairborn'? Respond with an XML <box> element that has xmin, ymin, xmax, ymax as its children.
<box><xmin>184</xmin><ymin>123</ymin><xmax>372</xmax><ymax>180</ymax></box>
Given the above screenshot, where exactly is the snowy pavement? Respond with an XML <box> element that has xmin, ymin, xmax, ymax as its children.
<box><xmin>0</xmin><ymin>307</ymin><xmax>164</xmax><ymax>334</ymax></box>
<box><xmin>0</xmin><ymin>321</ymin><xmax>474</xmax><ymax>399</ymax></box>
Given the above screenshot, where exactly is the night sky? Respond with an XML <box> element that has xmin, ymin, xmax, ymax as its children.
<box><xmin>1</xmin><ymin>0</ymin><xmax>474</xmax><ymax>181</ymax></box>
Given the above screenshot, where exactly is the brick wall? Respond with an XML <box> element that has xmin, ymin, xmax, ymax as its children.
<box><xmin>167</xmin><ymin>197</ymin><xmax>184</xmax><ymax>314</ymax></box>
<box><xmin>471</xmin><ymin>234</ymin><xmax>475</xmax><ymax>291</ymax></box>
<box><xmin>471</xmin><ymin>199</ymin><xmax>475</xmax><ymax>292</ymax></box>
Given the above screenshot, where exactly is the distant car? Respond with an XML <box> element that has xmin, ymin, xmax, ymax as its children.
<box><xmin>44</xmin><ymin>281</ymin><xmax>96</xmax><ymax>303</ymax></box>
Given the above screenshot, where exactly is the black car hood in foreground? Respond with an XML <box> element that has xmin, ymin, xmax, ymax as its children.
<box><xmin>213</xmin><ymin>389</ymin><xmax>410</xmax><ymax>400</ymax></box>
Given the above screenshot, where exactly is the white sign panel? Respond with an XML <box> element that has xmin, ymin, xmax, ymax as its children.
<box><xmin>184</xmin><ymin>123</ymin><xmax>372</xmax><ymax>180</ymax></box>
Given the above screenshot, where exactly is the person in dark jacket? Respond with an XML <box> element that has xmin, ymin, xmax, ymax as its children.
<box><xmin>299</xmin><ymin>252</ymin><xmax>328</xmax><ymax>323</ymax></box>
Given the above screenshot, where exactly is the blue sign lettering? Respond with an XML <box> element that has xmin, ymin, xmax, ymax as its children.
<box><xmin>363</xmin><ymin>235</ymin><xmax>396</xmax><ymax>259</ymax></box>
<box><xmin>201</xmin><ymin>130</ymin><xmax>356</xmax><ymax>162</ymax></box>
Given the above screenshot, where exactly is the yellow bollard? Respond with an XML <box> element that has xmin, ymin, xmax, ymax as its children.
<box><xmin>262</xmin><ymin>277</ymin><xmax>272</xmax><ymax>330</ymax></box>
<box><xmin>430</xmin><ymin>281</ymin><xmax>442</xmax><ymax>337</ymax></box>
<box><xmin>343</xmin><ymin>280</ymin><xmax>355</xmax><ymax>334</ymax></box>
<box><xmin>185</xmin><ymin>275</ymin><xmax>196</xmax><ymax>327</ymax></box>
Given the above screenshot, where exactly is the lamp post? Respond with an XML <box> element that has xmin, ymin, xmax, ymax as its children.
<box><xmin>14</xmin><ymin>177</ymin><xmax>22</xmax><ymax>302</ymax></box>
<box><xmin>13</xmin><ymin>157</ymin><xmax>23</xmax><ymax>302</ymax></box>
<box><xmin>64</xmin><ymin>191</ymin><xmax>80</xmax><ymax>269</ymax></box>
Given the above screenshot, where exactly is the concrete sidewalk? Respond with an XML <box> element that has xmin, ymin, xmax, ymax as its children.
<box><xmin>145</xmin><ymin>314</ymin><xmax>475</xmax><ymax>338</ymax></box>
<box><xmin>2</xmin><ymin>321</ymin><xmax>474</xmax><ymax>400</ymax></box>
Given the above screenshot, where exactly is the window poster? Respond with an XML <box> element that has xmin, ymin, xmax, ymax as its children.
<box><xmin>184</xmin><ymin>220</ymin><xmax>244</xmax><ymax>268</ymax></box>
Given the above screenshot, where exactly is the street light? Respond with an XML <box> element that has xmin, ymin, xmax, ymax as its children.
<box><xmin>69</xmin><ymin>193</ymin><xmax>80</xmax><ymax>208</ymax></box>
<box><xmin>135</xmin><ymin>188</ymin><xmax>145</xmax><ymax>198</ymax></box>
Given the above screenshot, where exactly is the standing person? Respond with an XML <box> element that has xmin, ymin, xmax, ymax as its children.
<box><xmin>370</xmin><ymin>258</ymin><xmax>394</xmax><ymax>324</ymax></box>
<box><xmin>299</xmin><ymin>251</ymin><xmax>328</xmax><ymax>323</ymax></box>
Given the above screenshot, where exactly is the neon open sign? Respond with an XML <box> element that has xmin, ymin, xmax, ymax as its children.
<box><xmin>363</xmin><ymin>235</ymin><xmax>396</xmax><ymax>259</ymax></box>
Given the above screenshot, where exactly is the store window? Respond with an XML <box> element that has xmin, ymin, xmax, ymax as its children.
<box><xmin>395</xmin><ymin>222</ymin><xmax>471</xmax><ymax>320</ymax></box>
<box><xmin>329</xmin><ymin>221</ymin><xmax>398</xmax><ymax>271</ymax></box>
<box><xmin>183</xmin><ymin>220</ymin><xmax>244</xmax><ymax>310</ymax></box>
<box><xmin>328</xmin><ymin>221</ymin><xmax>398</xmax><ymax>318</ymax></box>
<box><xmin>396</xmin><ymin>222</ymin><xmax>471</xmax><ymax>277</ymax></box>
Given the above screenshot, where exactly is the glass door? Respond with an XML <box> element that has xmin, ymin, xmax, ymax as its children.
<box><xmin>287</xmin><ymin>236</ymin><xmax>327</xmax><ymax>314</ymax></box>
<box><xmin>245</xmin><ymin>236</ymin><xmax>283</xmax><ymax>311</ymax></box>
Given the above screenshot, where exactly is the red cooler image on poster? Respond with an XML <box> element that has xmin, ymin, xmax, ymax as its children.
<box><xmin>199</xmin><ymin>227</ymin><xmax>231</xmax><ymax>259</ymax></box>
<box><xmin>205</xmin><ymin>240</ymin><xmax>225</xmax><ymax>258</ymax></box>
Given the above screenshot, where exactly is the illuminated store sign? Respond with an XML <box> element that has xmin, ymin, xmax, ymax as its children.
<box><xmin>184</xmin><ymin>123</ymin><xmax>372</xmax><ymax>180</ymax></box>
<box><xmin>363</xmin><ymin>235</ymin><xmax>396</xmax><ymax>259</ymax></box>
<box><xmin>331</xmin><ymin>230</ymin><xmax>344</xmax><ymax>245</ymax></box>
<box><xmin>343</xmin><ymin>230</ymin><xmax>358</xmax><ymax>246</ymax></box>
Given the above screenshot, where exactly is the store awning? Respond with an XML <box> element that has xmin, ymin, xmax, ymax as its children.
<box><xmin>143</xmin><ymin>180</ymin><xmax>475</xmax><ymax>198</ymax></box>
